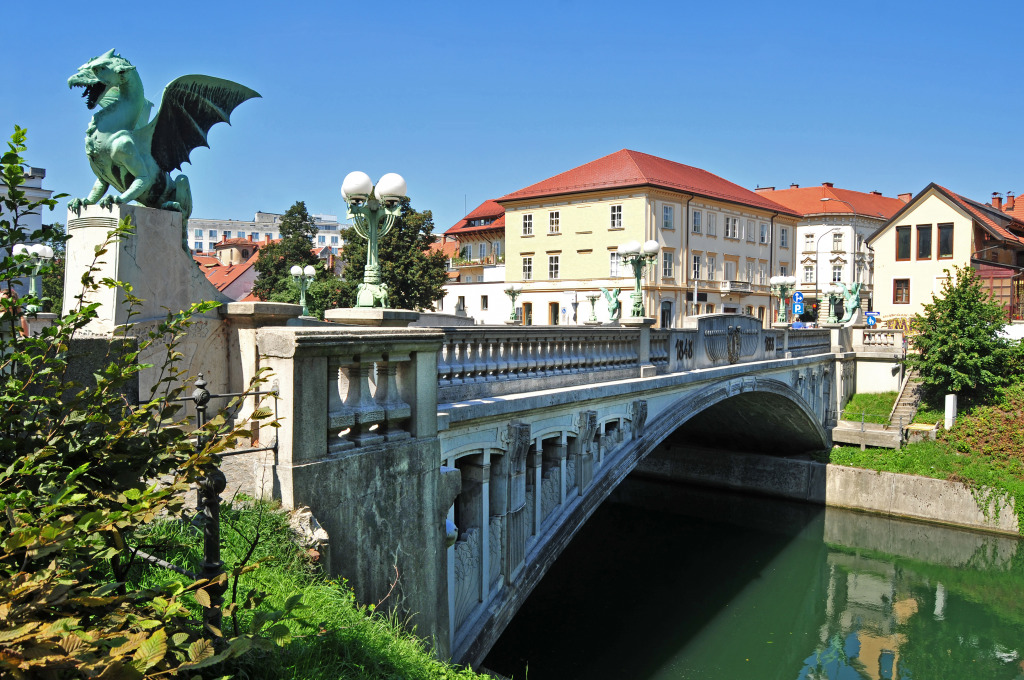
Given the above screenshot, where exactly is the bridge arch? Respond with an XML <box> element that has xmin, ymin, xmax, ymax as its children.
<box><xmin>646</xmin><ymin>376</ymin><xmax>831</xmax><ymax>454</ymax></box>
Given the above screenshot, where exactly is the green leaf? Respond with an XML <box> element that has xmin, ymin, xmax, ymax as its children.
<box><xmin>131</xmin><ymin>627</ymin><xmax>167</xmax><ymax>670</ymax></box>
<box><xmin>194</xmin><ymin>587</ymin><xmax>211</xmax><ymax>608</ymax></box>
<box><xmin>188</xmin><ymin>638</ymin><xmax>214</xmax><ymax>662</ymax></box>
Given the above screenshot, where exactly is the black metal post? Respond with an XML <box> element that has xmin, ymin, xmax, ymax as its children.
<box><xmin>192</xmin><ymin>375</ymin><xmax>227</xmax><ymax>635</ymax></box>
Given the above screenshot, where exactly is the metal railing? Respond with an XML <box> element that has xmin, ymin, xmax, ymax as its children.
<box><xmin>132</xmin><ymin>374</ymin><xmax>278</xmax><ymax>635</ymax></box>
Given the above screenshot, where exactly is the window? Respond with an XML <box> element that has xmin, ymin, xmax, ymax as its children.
<box><xmin>660</xmin><ymin>301</ymin><xmax>673</xmax><ymax>328</ymax></box>
<box><xmin>662</xmin><ymin>205</ymin><xmax>674</xmax><ymax>230</ymax></box>
<box><xmin>759</xmin><ymin>263</ymin><xmax>768</xmax><ymax>284</ymax></box>
<box><xmin>893</xmin><ymin>278</ymin><xmax>910</xmax><ymax>304</ymax></box>
<box><xmin>548</xmin><ymin>211</ymin><xmax>560</xmax><ymax>234</ymax></box>
<box><xmin>725</xmin><ymin>261</ymin><xmax>736</xmax><ymax>280</ymax></box>
<box><xmin>662</xmin><ymin>251</ymin><xmax>674</xmax><ymax>278</ymax></box>
<box><xmin>832</xmin><ymin>264</ymin><xmax>842</xmax><ymax>282</ymax></box>
<box><xmin>522</xmin><ymin>257</ymin><xmax>532</xmax><ymax>280</ymax></box>
<box><xmin>478</xmin><ymin>243</ymin><xmax>486</xmax><ymax>260</ymax></box>
<box><xmin>549</xmin><ymin>302</ymin><xmax>560</xmax><ymax>325</ymax></box>
<box><xmin>760</xmin><ymin>222</ymin><xmax>769</xmax><ymax>244</ymax></box>
<box><xmin>706</xmin><ymin>303</ymin><xmax>715</xmax><ymax>314</ymax></box>
<box><xmin>706</xmin><ymin>256</ymin><xmax>717</xmax><ymax>280</ymax></box>
<box><xmin>522</xmin><ymin>214</ymin><xmax>533</xmax><ymax>236</ymax></box>
<box><xmin>222</xmin><ymin>231</ymin><xmax>230</xmax><ymax>241</ymax></box>
<box><xmin>917</xmin><ymin>225</ymin><xmax>932</xmax><ymax>259</ymax></box>
<box><xmin>746</xmin><ymin>262</ymin><xmax>754</xmax><ymax>282</ymax></box>
<box><xmin>456</xmin><ymin>296</ymin><xmax>466</xmax><ymax>311</ymax></box>
<box><xmin>331</xmin><ymin>235</ymin><xmax>339</xmax><ymax>245</ymax></box>
<box><xmin>780</xmin><ymin>265</ymin><xmax>788</xmax><ymax>277</ymax></box>
<box><xmin>896</xmin><ymin>226</ymin><xmax>911</xmax><ymax>260</ymax></box>
<box><xmin>548</xmin><ymin>255</ymin><xmax>559</xmax><ymax>279</ymax></box>
<box><xmin>194</xmin><ymin>228</ymin><xmax>203</xmax><ymax>238</ymax></box>
<box><xmin>804</xmin><ymin>265</ymin><xmax>815</xmax><ymax>283</ymax></box>
<box><xmin>725</xmin><ymin>217</ymin><xmax>739</xmax><ymax>239</ymax></box>
<box><xmin>692</xmin><ymin>210</ymin><xmax>702</xmax><ymax>233</ymax></box>
<box><xmin>250</xmin><ymin>232</ymin><xmax>258</xmax><ymax>240</ymax></box>
<box><xmin>208</xmin><ymin>229</ymin><xmax>217</xmax><ymax>239</ymax></box>
<box><xmin>609</xmin><ymin>251</ymin><xmax>621</xmax><ymax>276</ymax></box>
<box><xmin>318</xmin><ymin>235</ymin><xmax>326</xmax><ymax>244</ymax></box>
<box><xmin>758</xmin><ymin>306</ymin><xmax>765</xmax><ymax>322</ymax></box>
<box><xmin>610</xmin><ymin>204</ymin><xmax>622</xmax><ymax>229</ymax></box>
<box><xmin>804</xmin><ymin>233</ymin><xmax>814</xmax><ymax>251</ymax></box>
<box><xmin>938</xmin><ymin>223</ymin><xmax>953</xmax><ymax>258</ymax></box>
<box><xmin>832</xmin><ymin>232</ymin><xmax>843</xmax><ymax>251</ymax></box>
<box><xmin>780</xmin><ymin>228</ymin><xmax>788</xmax><ymax>247</ymax></box>
<box><xmin>460</xmin><ymin>245</ymin><xmax>471</xmax><ymax>260</ymax></box>
<box><xmin>237</xmin><ymin>231</ymin><xmax>245</xmax><ymax>239</ymax></box>
<box><xmin>194</xmin><ymin>241</ymin><xmax>203</xmax><ymax>251</ymax></box>
<box><xmin>692</xmin><ymin>255</ymin><xmax>702</xmax><ymax>280</ymax></box>
<box><xmin>707</xmin><ymin>212</ymin><xmax>717</xmax><ymax>235</ymax></box>
<box><xmin>481</xmin><ymin>295</ymin><xmax>488</xmax><ymax>311</ymax></box>
<box><xmin>493</xmin><ymin>241</ymin><xmax>501</xmax><ymax>259</ymax></box>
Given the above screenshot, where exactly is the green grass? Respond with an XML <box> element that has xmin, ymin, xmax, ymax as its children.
<box><xmin>841</xmin><ymin>391</ymin><xmax>898</xmax><ymax>425</ymax></box>
<box><xmin>912</xmin><ymin>392</ymin><xmax>945</xmax><ymax>425</ymax></box>
<box><xmin>830</xmin><ymin>382</ymin><xmax>1024</xmax><ymax>532</ymax></box>
<box><xmin>129</xmin><ymin>500</ymin><xmax>488</xmax><ymax>680</ymax></box>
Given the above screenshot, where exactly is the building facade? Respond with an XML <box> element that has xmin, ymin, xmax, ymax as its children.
<box><xmin>867</xmin><ymin>184</ymin><xmax>1024</xmax><ymax>322</ymax></box>
<box><xmin>189</xmin><ymin>211</ymin><xmax>346</xmax><ymax>255</ymax></box>
<box><xmin>756</xmin><ymin>183</ymin><xmax>907</xmax><ymax>317</ymax></box>
<box><xmin>498</xmin><ymin>150</ymin><xmax>800</xmax><ymax>327</ymax></box>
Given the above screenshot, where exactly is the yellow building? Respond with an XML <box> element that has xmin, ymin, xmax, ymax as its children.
<box><xmin>497</xmin><ymin>149</ymin><xmax>800</xmax><ymax>327</ymax></box>
<box><xmin>866</xmin><ymin>183</ymin><xmax>1024</xmax><ymax>324</ymax></box>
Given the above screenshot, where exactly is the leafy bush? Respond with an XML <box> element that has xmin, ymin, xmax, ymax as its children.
<box><xmin>906</xmin><ymin>265</ymin><xmax>1018</xmax><ymax>400</ymax></box>
<box><xmin>0</xmin><ymin>126</ymin><xmax>297</xmax><ymax>678</ymax></box>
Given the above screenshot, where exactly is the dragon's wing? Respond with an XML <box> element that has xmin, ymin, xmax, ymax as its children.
<box><xmin>147</xmin><ymin>75</ymin><xmax>260</xmax><ymax>173</ymax></box>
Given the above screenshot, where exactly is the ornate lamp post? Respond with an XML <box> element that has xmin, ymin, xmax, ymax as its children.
<box><xmin>825</xmin><ymin>283</ymin><xmax>844</xmax><ymax>323</ymax></box>
<box><xmin>290</xmin><ymin>264</ymin><xmax>316</xmax><ymax>316</ymax></box>
<box><xmin>12</xmin><ymin>243</ymin><xmax>55</xmax><ymax>314</ymax></box>
<box><xmin>504</xmin><ymin>284</ymin><xmax>523</xmax><ymax>323</ymax></box>
<box><xmin>769</xmin><ymin>275</ymin><xmax>798</xmax><ymax>324</ymax></box>
<box><xmin>618</xmin><ymin>239</ymin><xmax>661</xmax><ymax>317</ymax></box>
<box><xmin>340</xmin><ymin>171</ymin><xmax>407</xmax><ymax>308</ymax></box>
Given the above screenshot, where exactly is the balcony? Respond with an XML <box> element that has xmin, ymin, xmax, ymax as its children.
<box><xmin>451</xmin><ymin>254</ymin><xmax>503</xmax><ymax>268</ymax></box>
<box><xmin>721</xmin><ymin>280</ymin><xmax>753</xmax><ymax>294</ymax></box>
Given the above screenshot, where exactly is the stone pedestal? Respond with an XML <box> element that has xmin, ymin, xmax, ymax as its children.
<box><xmin>621</xmin><ymin>316</ymin><xmax>656</xmax><ymax>376</ymax></box>
<box><xmin>63</xmin><ymin>204</ymin><xmax>231</xmax><ymax>397</ymax></box>
<box><xmin>325</xmin><ymin>308</ymin><xmax>419</xmax><ymax>327</ymax></box>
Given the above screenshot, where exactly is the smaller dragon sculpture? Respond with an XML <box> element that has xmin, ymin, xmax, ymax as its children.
<box><xmin>600</xmin><ymin>287</ymin><xmax>621</xmax><ymax>320</ymax></box>
<box><xmin>837</xmin><ymin>282</ymin><xmax>863</xmax><ymax>324</ymax></box>
<box><xmin>68</xmin><ymin>49</ymin><xmax>260</xmax><ymax>242</ymax></box>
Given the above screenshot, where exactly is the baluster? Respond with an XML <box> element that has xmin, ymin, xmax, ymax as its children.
<box><xmin>327</xmin><ymin>355</ymin><xmax>355</xmax><ymax>453</ymax></box>
<box><xmin>377</xmin><ymin>353</ymin><xmax>411</xmax><ymax>441</ymax></box>
<box><xmin>437</xmin><ymin>336</ymin><xmax>453</xmax><ymax>387</ymax></box>
<box><xmin>343</xmin><ymin>356</ymin><xmax>385</xmax><ymax>446</ymax></box>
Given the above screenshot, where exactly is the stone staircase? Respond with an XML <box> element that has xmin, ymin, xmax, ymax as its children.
<box><xmin>887</xmin><ymin>369</ymin><xmax>923</xmax><ymax>431</ymax></box>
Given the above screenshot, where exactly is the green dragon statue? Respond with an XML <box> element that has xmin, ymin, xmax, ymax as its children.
<box><xmin>67</xmin><ymin>49</ymin><xmax>260</xmax><ymax>240</ymax></box>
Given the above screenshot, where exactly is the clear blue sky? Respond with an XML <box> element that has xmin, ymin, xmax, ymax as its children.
<box><xmin>5</xmin><ymin>1</ymin><xmax>1023</xmax><ymax>233</ymax></box>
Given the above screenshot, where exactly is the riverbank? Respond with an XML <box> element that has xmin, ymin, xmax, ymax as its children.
<box><xmin>635</xmin><ymin>445</ymin><xmax>1019</xmax><ymax>535</ymax></box>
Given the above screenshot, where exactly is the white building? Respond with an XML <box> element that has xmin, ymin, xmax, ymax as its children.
<box><xmin>755</xmin><ymin>183</ymin><xmax>907</xmax><ymax>316</ymax></box>
<box><xmin>189</xmin><ymin>211</ymin><xmax>347</xmax><ymax>255</ymax></box>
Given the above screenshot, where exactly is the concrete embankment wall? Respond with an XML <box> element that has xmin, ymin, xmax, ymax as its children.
<box><xmin>636</xmin><ymin>445</ymin><xmax>1020</xmax><ymax>536</ymax></box>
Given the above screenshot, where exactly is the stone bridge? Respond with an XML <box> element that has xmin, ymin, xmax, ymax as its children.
<box><xmin>250</xmin><ymin>314</ymin><xmax>905</xmax><ymax>664</ymax></box>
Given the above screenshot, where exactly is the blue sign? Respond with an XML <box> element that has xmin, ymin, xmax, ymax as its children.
<box><xmin>866</xmin><ymin>315</ymin><xmax>877</xmax><ymax>326</ymax></box>
<box><xmin>792</xmin><ymin>302</ymin><xmax>805</xmax><ymax>315</ymax></box>
<box><xmin>793</xmin><ymin>292</ymin><xmax>804</xmax><ymax>303</ymax></box>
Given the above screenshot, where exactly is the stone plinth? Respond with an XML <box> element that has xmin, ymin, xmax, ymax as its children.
<box><xmin>63</xmin><ymin>204</ymin><xmax>231</xmax><ymax>397</ymax></box>
<box><xmin>325</xmin><ymin>308</ymin><xmax>419</xmax><ymax>327</ymax></box>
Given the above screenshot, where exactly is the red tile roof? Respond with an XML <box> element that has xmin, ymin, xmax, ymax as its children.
<box><xmin>496</xmin><ymin>149</ymin><xmax>801</xmax><ymax>217</ymax></box>
<box><xmin>445</xmin><ymin>199</ymin><xmax>506</xmax><ymax>236</ymax></box>
<box><xmin>755</xmin><ymin>184</ymin><xmax>905</xmax><ymax>220</ymax></box>
<box><xmin>934</xmin><ymin>185</ymin><xmax>1024</xmax><ymax>245</ymax></box>
<box><xmin>196</xmin><ymin>251</ymin><xmax>260</xmax><ymax>292</ymax></box>
<box><xmin>428</xmin><ymin>238</ymin><xmax>461</xmax><ymax>259</ymax></box>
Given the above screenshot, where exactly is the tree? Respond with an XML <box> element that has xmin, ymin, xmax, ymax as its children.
<box><xmin>905</xmin><ymin>265</ymin><xmax>1015</xmax><ymax>400</ymax></box>
<box><xmin>337</xmin><ymin>197</ymin><xmax>448</xmax><ymax>311</ymax></box>
<box><xmin>250</xmin><ymin>200</ymin><xmax>322</xmax><ymax>302</ymax></box>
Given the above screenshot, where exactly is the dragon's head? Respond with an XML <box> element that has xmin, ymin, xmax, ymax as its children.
<box><xmin>68</xmin><ymin>49</ymin><xmax>137</xmax><ymax>110</ymax></box>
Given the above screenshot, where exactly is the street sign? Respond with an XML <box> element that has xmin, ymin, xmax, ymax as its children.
<box><xmin>793</xmin><ymin>292</ymin><xmax>804</xmax><ymax>303</ymax></box>
<box><xmin>793</xmin><ymin>302</ymin><xmax>805</xmax><ymax>315</ymax></box>
<box><xmin>866</xmin><ymin>315</ymin><xmax>877</xmax><ymax>326</ymax></box>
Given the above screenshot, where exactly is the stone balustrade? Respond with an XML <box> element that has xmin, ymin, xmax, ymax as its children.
<box><xmin>858</xmin><ymin>328</ymin><xmax>905</xmax><ymax>351</ymax></box>
<box><xmin>785</xmin><ymin>329</ymin><xmax>832</xmax><ymax>357</ymax></box>
<box><xmin>437</xmin><ymin>327</ymin><xmax>641</xmax><ymax>402</ymax></box>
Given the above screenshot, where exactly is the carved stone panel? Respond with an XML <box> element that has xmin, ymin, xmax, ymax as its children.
<box><xmin>453</xmin><ymin>527</ymin><xmax>481</xmax><ymax>632</ymax></box>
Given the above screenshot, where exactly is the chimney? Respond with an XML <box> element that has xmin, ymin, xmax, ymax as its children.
<box><xmin>822</xmin><ymin>182</ymin><xmax>834</xmax><ymax>188</ymax></box>
<box><xmin>754</xmin><ymin>186</ymin><xmax>775</xmax><ymax>194</ymax></box>
<box><xmin>898</xmin><ymin>193</ymin><xmax>912</xmax><ymax>203</ymax></box>
<box><xmin>790</xmin><ymin>183</ymin><xmax>799</xmax><ymax>189</ymax></box>
<box><xmin>992</xmin><ymin>192</ymin><xmax>1003</xmax><ymax>210</ymax></box>
<box><xmin>247</xmin><ymin>234</ymin><xmax>253</xmax><ymax>242</ymax></box>
<box><xmin>870</xmin><ymin>190</ymin><xmax>882</xmax><ymax>196</ymax></box>
<box><xmin>264</xmin><ymin>234</ymin><xmax>271</xmax><ymax>243</ymax></box>
<box><xmin>1007</xmin><ymin>192</ymin><xmax>1016</xmax><ymax>211</ymax></box>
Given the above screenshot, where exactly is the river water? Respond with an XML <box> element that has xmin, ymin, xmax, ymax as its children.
<box><xmin>483</xmin><ymin>477</ymin><xmax>1024</xmax><ymax>680</ymax></box>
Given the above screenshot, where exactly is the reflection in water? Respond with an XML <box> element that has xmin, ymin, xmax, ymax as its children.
<box><xmin>483</xmin><ymin>477</ymin><xmax>1024</xmax><ymax>680</ymax></box>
